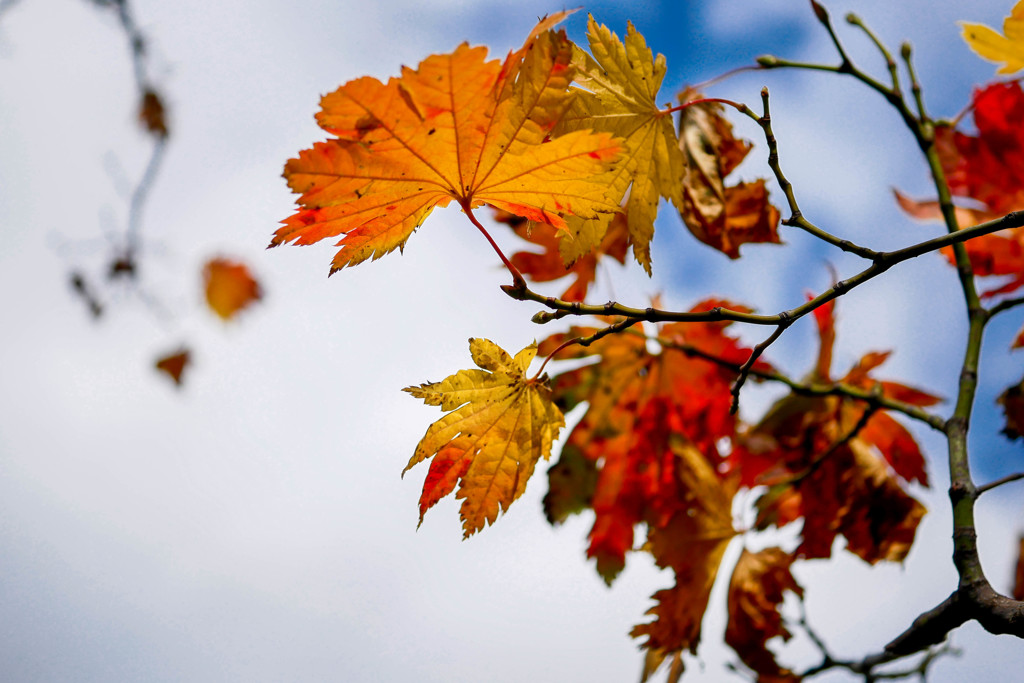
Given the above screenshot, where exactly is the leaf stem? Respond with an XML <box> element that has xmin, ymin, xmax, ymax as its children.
<box><xmin>461</xmin><ymin>200</ymin><xmax>526</xmax><ymax>289</ymax></box>
<box><xmin>661</xmin><ymin>97</ymin><xmax>747</xmax><ymax>117</ymax></box>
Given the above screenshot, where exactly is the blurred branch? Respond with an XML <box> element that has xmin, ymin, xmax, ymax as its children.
<box><xmin>988</xmin><ymin>295</ymin><xmax>1024</xmax><ymax>317</ymax></box>
<box><xmin>975</xmin><ymin>472</ymin><xmax>1024</xmax><ymax>497</ymax></box>
<box><xmin>798</xmin><ymin>604</ymin><xmax>961</xmax><ymax>681</ymax></box>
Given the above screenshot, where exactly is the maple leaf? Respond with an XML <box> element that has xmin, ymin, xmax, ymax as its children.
<box><xmin>498</xmin><ymin>207</ymin><xmax>629</xmax><ymax>301</ymax></box>
<box><xmin>896</xmin><ymin>82</ymin><xmax>1024</xmax><ymax>298</ymax></box>
<box><xmin>403</xmin><ymin>338</ymin><xmax>564</xmax><ymax>537</ymax></box>
<box><xmin>203</xmin><ymin>257</ymin><xmax>262</xmax><ymax>321</ymax></box>
<box><xmin>725</xmin><ymin>548</ymin><xmax>804</xmax><ymax>683</ymax></box>
<box><xmin>961</xmin><ymin>0</ymin><xmax>1024</xmax><ymax>74</ymax></box>
<box><xmin>155</xmin><ymin>348</ymin><xmax>190</xmax><ymax>386</ymax></box>
<box><xmin>630</xmin><ymin>435</ymin><xmax>737</xmax><ymax>665</ymax></box>
<box><xmin>678</xmin><ymin>90</ymin><xmax>782</xmax><ymax>258</ymax></box>
<box><xmin>273</xmin><ymin>19</ymin><xmax>623</xmax><ymax>274</ymax></box>
<box><xmin>554</xmin><ymin>16</ymin><xmax>686</xmax><ymax>274</ymax></box>
<box><xmin>543</xmin><ymin>443</ymin><xmax>598</xmax><ymax>525</ymax></box>
<box><xmin>732</xmin><ymin>299</ymin><xmax>931</xmax><ymax>562</ymax></box>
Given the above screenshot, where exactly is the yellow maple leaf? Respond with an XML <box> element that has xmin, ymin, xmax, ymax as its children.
<box><xmin>403</xmin><ymin>338</ymin><xmax>565</xmax><ymax>537</ymax></box>
<box><xmin>555</xmin><ymin>16</ymin><xmax>686</xmax><ymax>274</ymax></box>
<box><xmin>961</xmin><ymin>0</ymin><xmax>1024</xmax><ymax>74</ymax></box>
<box><xmin>273</xmin><ymin>20</ymin><xmax>622</xmax><ymax>274</ymax></box>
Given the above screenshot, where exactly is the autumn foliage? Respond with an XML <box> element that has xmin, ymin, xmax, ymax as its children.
<box><xmin>276</xmin><ymin>3</ymin><xmax>1024</xmax><ymax>681</ymax></box>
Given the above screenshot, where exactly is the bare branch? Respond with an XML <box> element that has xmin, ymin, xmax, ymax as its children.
<box><xmin>747</xmin><ymin>88</ymin><xmax>880</xmax><ymax>260</ymax></box>
<box><xmin>975</xmin><ymin>472</ymin><xmax>1024</xmax><ymax>497</ymax></box>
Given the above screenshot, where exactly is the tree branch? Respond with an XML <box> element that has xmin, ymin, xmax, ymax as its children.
<box><xmin>654</xmin><ymin>336</ymin><xmax>945</xmax><ymax>430</ymax></box>
<box><xmin>975</xmin><ymin>472</ymin><xmax>1024</xmax><ymax>497</ymax></box>
<box><xmin>744</xmin><ymin>87</ymin><xmax>880</xmax><ymax>260</ymax></box>
<box><xmin>987</xmin><ymin>295</ymin><xmax>1024</xmax><ymax>318</ymax></box>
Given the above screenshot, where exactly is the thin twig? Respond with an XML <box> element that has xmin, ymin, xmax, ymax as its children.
<box><xmin>729</xmin><ymin>321</ymin><xmax>790</xmax><ymax>413</ymax></box>
<box><xmin>507</xmin><ymin>211</ymin><xmax>1024</xmax><ymax>327</ymax></box>
<box><xmin>987</xmin><ymin>295</ymin><xmax>1024</xmax><ymax>317</ymax></box>
<box><xmin>745</xmin><ymin>87</ymin><xmax>880</xmax><ymax>260</ymax></box>
<box><xmin>845</xmin><ymin>12</ymin><xmax>901</xmax><ymax>95</ymax></box>
<box><xmin>655</xmin><ymin>335</ymin><xmax>944</xmax><ymax>430</ymax></box>
<box><xmin>899</xmin><ymin>42</ymin><xmax>928</xmax><ymax>123</ymax></box>
<box><xmin>975</xmin><ymin>472</ymin><xmax>1024</xmax><ymax>497</ymax></box>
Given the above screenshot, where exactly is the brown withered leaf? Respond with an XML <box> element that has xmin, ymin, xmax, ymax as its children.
<box><xmin>139</xmin><ymin>88</ymin><xmax>169</xmax><ymax>139</ymax></box>
<box><xmin>677</xmin><ymin>89</ymin><xmax>781</xmax><ymax>258</ymax></box>
<box><xmin>725</xmin><ymin>547</ymin><xmax>803</xmax><ymax>683</ymax></box>
<box><xmin>155</xmin><ymin>348</ymin><xmax>190</xmax><ymax>386</ymax></box>
<box><xmin>543</xmin><ymin>444</ymin><xmax>598</xmax><ymax>525</ymax></box>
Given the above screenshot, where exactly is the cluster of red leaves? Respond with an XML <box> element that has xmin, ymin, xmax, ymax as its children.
<box><xmin>539</xmin><ymin>298</ymin><xmax>934</xmax><ymax>679</ymax></box>
<box><xmin>897</xmin><ymin>81</ymin><xmax>1024</xmax><ymax>299</ymax></box>
<box><xmin>730</xmin><ymin>300</ymin><xmax>936</xmax><ymax>564</ymax></box>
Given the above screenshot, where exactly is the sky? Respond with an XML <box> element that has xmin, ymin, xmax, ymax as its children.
<box><xmin>0</xmin><ymin>0</ymin><xmax>1021</xmax><ymax>681</ymax></box>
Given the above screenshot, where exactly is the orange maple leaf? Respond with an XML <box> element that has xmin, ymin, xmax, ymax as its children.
<box><xmin>403</xmin><ymin>338</ymin><xmax>564</xmax><ymax>537</ymax></box>
<box><xmin>725</xmin><ymin>548</ymin><xmax>804</xmax><ymax>683</ymax></box>
<box><xmin>203</xmin><ymin>258</ymin><xmax>262</xmax><ymax>321</ymax></box>
<box><xmin>677</xmin><ymin>90</ymin><xmax>782</xmax><ymax>258</ymax></box>
<box><xmin>273</xmin><ymin>19</ymin><xmax>623</xmax><ymax>274</ymax></box>
<box><xmin>629</xmin><ymin>435</ymin><xmax>737</xmax><ymax>662</ymax></box>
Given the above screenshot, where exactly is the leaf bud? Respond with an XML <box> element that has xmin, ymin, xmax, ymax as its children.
<box><xmin>810</xmin><ymin>0</ymin><xmax>829</xmax><ymax>24</ymax></box>
<box><xmin>532</xmin><ymin>311</ymin><xmax>556</xmax><ymax>324</ymax></box>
